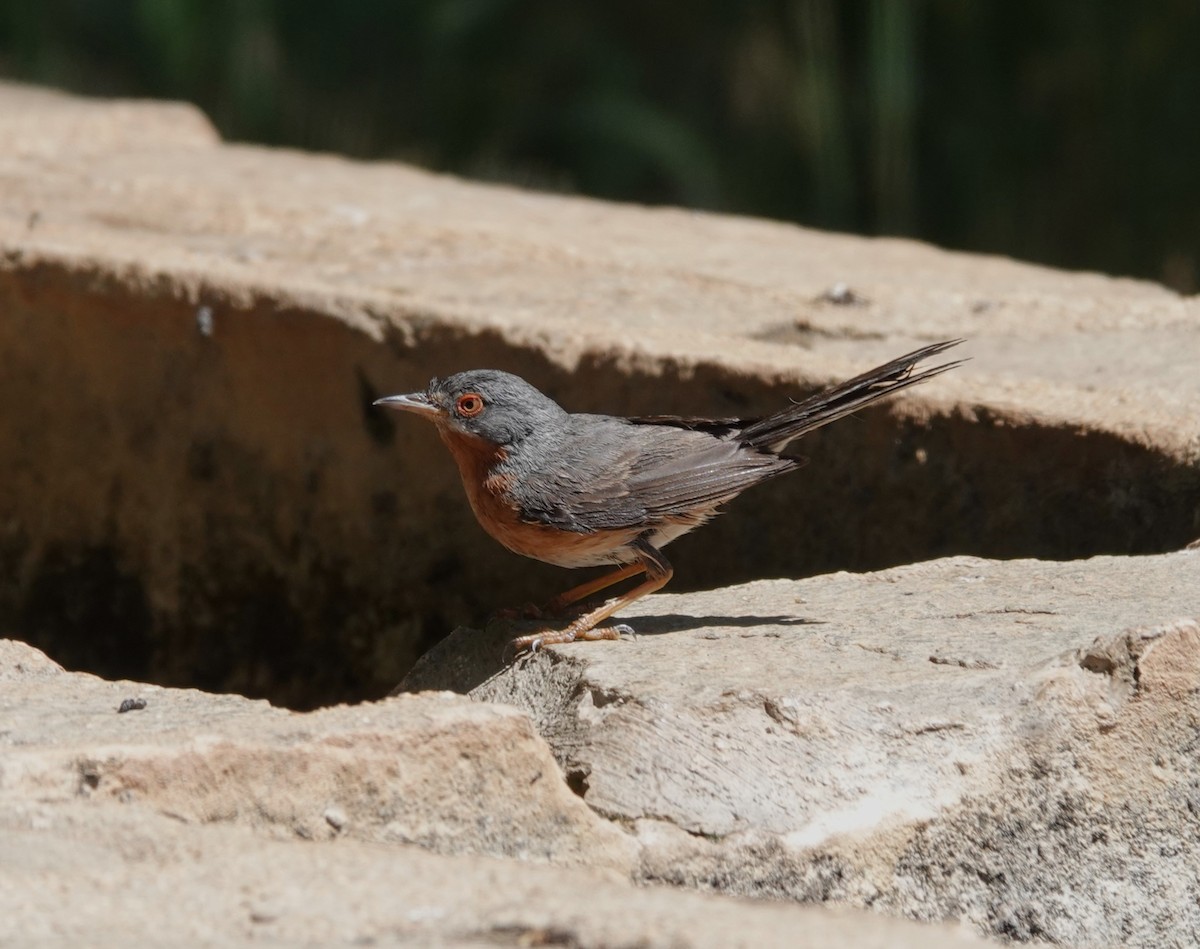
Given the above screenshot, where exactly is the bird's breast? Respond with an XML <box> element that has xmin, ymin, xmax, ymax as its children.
<box><xmin>436</xmin><ymin>426</ymin><xmax>638</xmax><ymax>568</ymax></box>
<box><xmin>437</xmin><ymin>427</ymin><xmax>517</xmax><ymax>526</ymax></box>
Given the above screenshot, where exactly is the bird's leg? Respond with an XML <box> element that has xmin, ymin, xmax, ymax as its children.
<box><xmin>507</xmin><ymin>540</ymin><xmax>673</xmax><ymax>658</ymax></box>
<box><xmin>493</xmin><ymin>562</ymin><xmax>643</xmax><ymax>621</ymax></box>
<box><xmin>542</xmin><ymin>562</ymin><xmax>645</xmax><ymax>614</ymax></box>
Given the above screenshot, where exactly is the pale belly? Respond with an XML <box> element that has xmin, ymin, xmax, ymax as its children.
<box><xmin>485</xmin><ymin>511</ymin><xmax>712</xmax><ymax>569</ymax></box>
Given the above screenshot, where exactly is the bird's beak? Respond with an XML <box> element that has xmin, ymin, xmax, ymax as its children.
<box><xmin>373</xmin><ymin>392</ymin><xmax>441</xmax><ymax>418</ymax></box>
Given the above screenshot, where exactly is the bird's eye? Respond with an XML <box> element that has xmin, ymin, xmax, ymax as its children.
<box><xmin>455</xmin><ymin>393</ymin><xmax>485</xmax><ymax>417</ymax></box>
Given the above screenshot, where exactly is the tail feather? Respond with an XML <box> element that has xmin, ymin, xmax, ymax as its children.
<box><xmin>740</xmin><ymin>339</ymin><xmax>964</xmax><ymax>453</ymax></box>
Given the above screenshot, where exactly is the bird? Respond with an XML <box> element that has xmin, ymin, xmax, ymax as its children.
<box><xmin>375</xmin><ymin>339</ymin><xmax>963</xmax><ymax>657</ymax></box>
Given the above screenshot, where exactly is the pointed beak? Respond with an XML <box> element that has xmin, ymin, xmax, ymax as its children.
<box><xmin>373</xmin><ymin>392</ymin><xmax>441</xmax><ymax>418</ymax></box>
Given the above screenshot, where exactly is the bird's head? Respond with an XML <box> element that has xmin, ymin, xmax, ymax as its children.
<box><xmin>374</xmin><ymin>370</ymin><xmax>565</xmax><ymax>446</ymax></box>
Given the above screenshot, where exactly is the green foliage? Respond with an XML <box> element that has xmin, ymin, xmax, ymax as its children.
<box><xmin>1</xmin><ymin>0</ymin><xmax>1195</xmax><ymax>291</ymax></box>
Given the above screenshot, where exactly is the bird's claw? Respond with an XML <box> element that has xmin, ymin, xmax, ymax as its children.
<box><xmin>502</xmin><ymin>634</ymin><xmax>544</xmax><ymax>664</ymax></box>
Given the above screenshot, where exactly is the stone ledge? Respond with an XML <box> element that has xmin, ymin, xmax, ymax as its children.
<box><xmin>2</xmin><ymin>81</ymin><xmax>1197</xmax><ymax>449</ymax></box>
<box><xmin>0</xmin><ymin>802</ymin><xmax>992</xmax><ymax>948</ymax></box>
<box><xmin>401</xmin><ymin>551</ymin><xmax>1200</xmax><ymax>947</ymax></box>
<box><xmin>1</xmin><ymin>636</ymin><xmax>994</xmax><ymax>948</ymax></box>
<box><xmin>2</xmin><ymin>83</ymin><xmax>1195</xmax><ymax>706</ymax></box>
<box><xmin>0</xmin><ymin>638</ymin><xmax>634</xmax><ymax>870</ymax></box>
<box><xmin>0</xmin><ymin>80</ymin><xmax>218</xmax><ymax>156</ymax></box>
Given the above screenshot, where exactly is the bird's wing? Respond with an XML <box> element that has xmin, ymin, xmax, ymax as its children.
<box><xmin>512</xmin><ymin>417</ymin><xmax>796</xmax><ymax>533</ymax></box>
<box><xmin>624</xmin><ymin>415</ymin><xmax>755</xmax><ymax>438</ymax></box>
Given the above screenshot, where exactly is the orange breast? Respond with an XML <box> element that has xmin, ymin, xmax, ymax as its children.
<box><xmin>437</xmin><ymin>427</ymin><xmax>638</xmax><ymax>568</ymax></box>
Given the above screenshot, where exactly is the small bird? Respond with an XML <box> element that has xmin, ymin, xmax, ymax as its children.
<box><xmin>376</xmin><ymin>339</ymin><xmax>962</xmax><ymax>656</ymax></box>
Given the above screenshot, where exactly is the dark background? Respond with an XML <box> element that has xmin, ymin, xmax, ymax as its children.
<box><xmin>2</xmin><ymin>0</ymin><xmax>1196</xmax><ymax>293</ymax></box>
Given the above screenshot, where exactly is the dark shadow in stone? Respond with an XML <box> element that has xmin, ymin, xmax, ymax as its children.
<box><xmin>624</xmin><ymin>613</ymin><xmax>823</xmax><ymax>634</ymax></box>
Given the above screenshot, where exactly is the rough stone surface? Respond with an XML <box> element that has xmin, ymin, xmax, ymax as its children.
<box><xmin>400</xmin><ymin>551</ymin><xmax>1200</xmax><ymax>948</ymax></box>
<box><xmin>0</xmin><ymin>82</ymin><xmax>1197</xmax><ymax>706</ymax></box>
<box><xmin>0</xmin><ymin>640</ymin><xmax>993</xmax><ymax>949</ymax></box>
<box><xmin>0</xmin><ymin>638</ymin><xmax>634</xmax><ymax>869</ymax></box>
<box><xmin>1</xmin><ymin>79</ymin><xmax>1196</xmax><ymax>949</ymax></box>
<box><xmin>0</xmin><ymin>809</ymin><xmax>996</xmax><ymax>949</ymax></box>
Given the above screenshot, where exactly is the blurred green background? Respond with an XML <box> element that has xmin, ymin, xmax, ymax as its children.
<box><xmin>2</xmin><ymin>0</ymin><xmax>1196</xmax><ymax>292</ymax></box>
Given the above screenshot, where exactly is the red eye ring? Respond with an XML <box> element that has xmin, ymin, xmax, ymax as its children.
<box><xmin>455</xmin><ymin>393</ymin><xmax>485</xmax><ymax>417</ymax></box>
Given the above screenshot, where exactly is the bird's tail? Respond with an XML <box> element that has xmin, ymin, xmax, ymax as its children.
<box><xmin>739</xmin><ymin>339</ymin><xmax>964</xmax><ymax>453</ymax></box>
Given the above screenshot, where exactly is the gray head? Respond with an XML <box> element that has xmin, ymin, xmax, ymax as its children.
<box><xmin>373</xmin><ymin>370</ymin><xmax>566</xmax><ymax>445</ymax></box>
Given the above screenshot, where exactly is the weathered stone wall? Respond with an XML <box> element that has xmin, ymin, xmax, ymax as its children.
<box><xmin>2</xmin><ymin>83</ymin><xmax>1197</xmax><ymax>707</ymax></box>
<box><xmin>3</xmin><ymin>82</ymin><xmax>1200</xmax><ymax>949</ymax></box>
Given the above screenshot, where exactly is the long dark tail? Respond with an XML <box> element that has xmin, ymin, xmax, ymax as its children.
<box><xmin>739</xmin><ymin>339</ymin><xmax>964</xmax><ymax>453</ymax></box>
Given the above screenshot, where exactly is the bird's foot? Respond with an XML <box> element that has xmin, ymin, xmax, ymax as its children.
<box><xmin>504</xmin><ymin>627</ymin><xmax>573</xmax><ymax>663</ymax></box>
<box><xmin>503</xmin><ymin>623</ymin><xmax>635</xmax><ymax>664</ymax></box>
